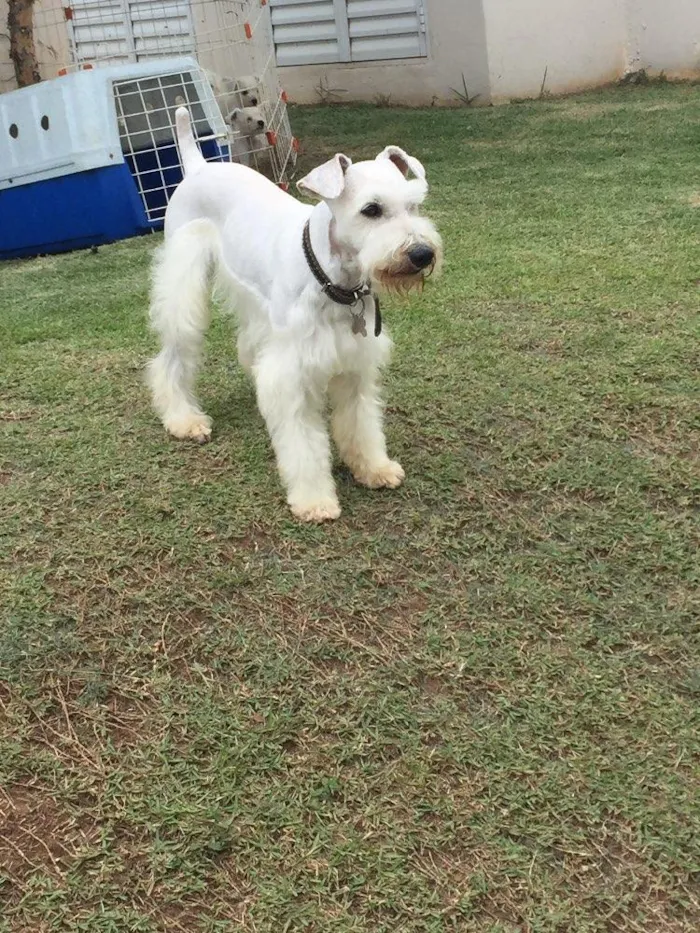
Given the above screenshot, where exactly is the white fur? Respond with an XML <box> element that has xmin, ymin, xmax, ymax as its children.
<box><xmin>148</xmin><ymin>107</ymin><xmax>442</xmax><ymax>522</ymax></box>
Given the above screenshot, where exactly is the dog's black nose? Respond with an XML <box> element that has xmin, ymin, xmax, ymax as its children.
<box><xmin>257</xmin><ymin>119</ymin><xmax>265</xmax><ymax>128</ymax></box>
<box><xmin>250</xmin><ymin>96</ymin><xmax>258</xmax><ymax>106</ymax></box>
<box><xmin>407</xmin><ymin>244</ymin><xmax>435</xmax><ymax>270</ymax></box>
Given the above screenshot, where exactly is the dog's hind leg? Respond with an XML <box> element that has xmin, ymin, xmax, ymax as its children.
<box><xmin>147</xmin><ymin>220</ymin><xmax>216</xmax><ymax>443</ymax></box>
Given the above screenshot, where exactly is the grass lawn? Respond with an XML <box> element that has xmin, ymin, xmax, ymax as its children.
<box><xmin>1</xmin><ymin>83</ymin><xmax>699</xmax><ymax>932</ymax></box>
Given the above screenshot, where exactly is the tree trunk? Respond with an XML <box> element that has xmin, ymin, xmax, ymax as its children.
<box><xmin>8</xmin><ymin>0</ymin><xmax>41</xmax><ymax>88</ymax></box>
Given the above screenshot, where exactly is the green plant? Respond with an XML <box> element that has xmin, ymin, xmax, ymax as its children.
<box><xmin>313</xmin><ymin>74</ymin><xmax>347</xmax><ymax>104</ymax></box>
<box><xmin>450</xmin><ymin>72</ymin><xmax>480</xmax><ymax>106</ymax></box>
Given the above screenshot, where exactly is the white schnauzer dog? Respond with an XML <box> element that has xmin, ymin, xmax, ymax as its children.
<box><xmin>147</xmin><ymin>107</ymin><xmax>442</xmax><ymax>522</ymax></box>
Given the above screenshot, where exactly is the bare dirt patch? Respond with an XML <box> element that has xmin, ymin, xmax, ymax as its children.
<box><xmin>0</xmin><ymin>783</ymin><xmax>98</xmax><ymax>886</ymax></box>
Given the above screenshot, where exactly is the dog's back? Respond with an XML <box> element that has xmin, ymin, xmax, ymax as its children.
<box><xmin>168</xmin><ymin>107</ymin><xmax>302</xmax><ymax>239</ymax></box>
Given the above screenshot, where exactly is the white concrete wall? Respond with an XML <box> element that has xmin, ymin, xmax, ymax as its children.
<box><xmin>277</xmin><ymin>0</ymin><xmax>490</xmax><ymax>107</ymax></box>
<box><xmin>484</xmin><ymin>0</ymin><xmax>626</xmax><ymax>102</ymax></box>
<box><xmin>279</xmin><ymin>0</ymin><xmax>700</xmax><ymax>106</ymax></box>
<box><xmin>2</xmin><ymin>0</ymin><xmax>700</xmax><ymax>101</ymax></box>
<box><xmin>483</xmin><ymin>0</ymin><xmax>700</xmax><ymax>103</ymax></box>
<box><xmin>626</xmin><ymin>0</ymin><xmax>700</xmax><ymax>78</ymax></box>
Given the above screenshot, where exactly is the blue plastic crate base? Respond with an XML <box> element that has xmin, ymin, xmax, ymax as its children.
<box><xmin>0</xmin><ymin>163</ymin><xmax>149</xmax><ymax>260</ymax></box>
<box><xmin>0</xmin><ymin>59</ymin><xmax>228</xmax><ymax>260</ymax></box>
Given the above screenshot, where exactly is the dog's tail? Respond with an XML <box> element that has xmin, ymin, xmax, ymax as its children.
<box><xmin>175</xmin><ymin>106</ymin><xmax>205</xmax><ymax>176</ymax></box>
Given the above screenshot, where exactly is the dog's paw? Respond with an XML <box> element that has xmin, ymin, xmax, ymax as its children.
<box><xmin>165</xmin><ymin>414</ymin><xmax>213</xmax><ymax>444</ymax></box>
<box><xmin>352</xmin><ymin>459</ymin><xmax>405</xmax><ymax>489</ymax></box>
<box><xmin>290</xmin><ymin>498</ymin><xmax>342</xmax><ymax>523</ymax></box>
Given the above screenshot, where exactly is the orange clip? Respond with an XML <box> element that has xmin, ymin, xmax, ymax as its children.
<box><xmin>266</xmin><ymin>130</ymin><xmax>277</xmax><ymax>147</ymax></box>
<box><xmin>63</xmin><ymin>6</ymin><xmax>73</xmax><ymax>19</ymax></box>
<box><xmin>281</xmin><ymin>90</ymin><xmax>288</xmax><ymax>103</ymax></box>
<box><xmin>82</xmin><ymin>63</ymin><xmax>93</xmax><ymax>70</ymax></box>
<box><xmin>244</xmin><ymin>22</ymin><xmax>252</xmax><ymax>39</ymax></box>
<box><xmin>278</xmin><ymin>182</ymin><xmax>289</xmax><ymax>192</ymax></box>
<box><xmin>292</xmin><ymin>137</ymin><xmax>300</xmax><ymax>153</ymax></box>
<box><xmin>58</xmin><ymin>67</ymin><xmax>68</xmax><ymax>76</ymax></box>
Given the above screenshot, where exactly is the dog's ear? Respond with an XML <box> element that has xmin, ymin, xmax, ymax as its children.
<box><xmin>297</xmin><ymin>154</ymin><xmax>351</xmax><ymax>200</ymax></box>
<box><xmin>376</xmin><ymin>146</ymin><xmax>425</xmax><ymax>180</ymax></box>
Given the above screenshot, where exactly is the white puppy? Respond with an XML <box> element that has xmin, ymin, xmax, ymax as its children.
<box><xmin>204</xmin><ymin>71</ymin><xmax>262</xmax><ymax>116</ymax></box>
<box><xmin>148</xmin><ymin>108</ymin><xmax>442</xmax><ymax>522</ymax></box>
<box><xmin>227</xmin><ymin>106</ymin><xmax>267</xmax><ymax>167</ymax></box>
<box><xmin>233</xmin><ymin>75</ymin><xmax>261</xmax><ymax>108</ymax></box>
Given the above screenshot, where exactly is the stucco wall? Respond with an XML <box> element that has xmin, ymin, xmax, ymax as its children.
<box><xmin>2</xmin><ymin>0</ymin><xmax>700</xmax><ymax>101</ymax></box>
<box><xmin>626</xmin><ymin>0</ymin><xmax>700</xmax><ymax>77</ymax></box>
<box><xmin>276</xmin><ymin>0</ymin><xmax>490</xmax><ymax>107</ymax></box>
<box><xmin>483</xmin><ymin>0</ymin><xmax>700</xmax><ymax>103</ymax></box>
<box><xmin>483</xmin><ymin>0</ymin><xmax>626</xmax><ymax>102</ymax></box>
<box><xmin>279</xmin><ymin>0</ymin><xmax>700</xmax><ymax>106</ymax></box>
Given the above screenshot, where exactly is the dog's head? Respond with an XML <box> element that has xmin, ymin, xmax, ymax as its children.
<box><xmin>235</xmin><ymin>75</ymin><xmax>260</xmax><ymax>107</ymax></box>
<box><xmin>229</xmin><ymin>106</ymin><xmax>266</xmax><ymax>138</ymax></box>
<box><xmin>297</xmin><ymin>147</ymin><xmax>442</xmax><ymax>293</ymax></box>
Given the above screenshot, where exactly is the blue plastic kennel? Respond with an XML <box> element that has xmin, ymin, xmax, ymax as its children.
<box><xmin>0</xmin><ymin>59</ymin><xmax>228</xmax><ymax>259</ymax></box>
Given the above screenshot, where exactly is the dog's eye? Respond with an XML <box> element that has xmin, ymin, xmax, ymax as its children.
<box><xmin>361</xmin><ymin>202</ymin><xmax>383</xmax><ymax>219</ymax></box>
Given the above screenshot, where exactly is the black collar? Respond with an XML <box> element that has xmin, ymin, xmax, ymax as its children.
<box><xmin>302</xmin><ymin>219</ymin><xmax>382</xmax><ymax>336</ymax></box>
<box><xmin>302</xmin><ymin>219</ymin><xmax>370</xmax><ymax>305</ymax></box>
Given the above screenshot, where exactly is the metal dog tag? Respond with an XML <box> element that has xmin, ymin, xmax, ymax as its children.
<box><xmin>351</xmin><ymin>312</ymin><xmax>367</xmax><ymax>337</ymax></box>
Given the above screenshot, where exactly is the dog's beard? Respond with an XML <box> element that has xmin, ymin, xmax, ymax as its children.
<box><xmin>374</xmin><ymin>267</ymin><xmax>428</xmax><ymax>294</ymax></box>
<box><xmin>371</xmin><ymin>244</ymin><xmax>439</xmax><ymax>295</ymax></box>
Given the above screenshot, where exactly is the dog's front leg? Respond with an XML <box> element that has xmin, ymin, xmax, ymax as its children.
<box><xmin>254</xmin><ymin>350</ymin><xmax>340</xmax><ymax>522</ymax></box>
<box><xmin>329</xmin><ymin>369</ymin><xmax>405</xmax><ymax>490</ymax></box>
